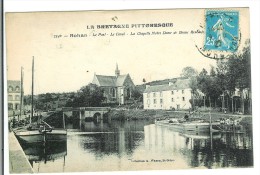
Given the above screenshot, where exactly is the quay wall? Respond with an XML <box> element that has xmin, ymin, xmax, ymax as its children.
<box><xmin>9</xmin><ymin>132</ymin><xmax>34</xmax><ymax>174</ymax></box>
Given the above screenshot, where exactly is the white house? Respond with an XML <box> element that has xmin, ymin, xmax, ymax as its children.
<box><xmin>143</xmin><ymin>79</ymin><xmax>192</xmax><ymax>110</ymax></box>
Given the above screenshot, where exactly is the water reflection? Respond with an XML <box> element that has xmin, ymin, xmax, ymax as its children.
<box><xmin>145</xmin><ymin>124</ymin><xmax>253</xmax><ymax>168</ymax></box>
<box><xmin>19</xmin><ymin>120</ymin><xmax>253</xmax><ymax>173</ymax></box>
<box><xmin>19</xmin><ymin>141</ymin><xmax>67</xmax><ymax>173</ymax></box>
<box><xmin>77</xmin><ymin>129</ymin><xmax>144</xmax><ymax>158</ymax></box>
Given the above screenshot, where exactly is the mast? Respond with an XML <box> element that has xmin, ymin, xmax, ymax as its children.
<box><xmin>19</xmin><ymin>67</ymin><xmax>24</xmax><ymax>121</ymax></box>
<box><xmin>30</xmin><ymin>57</ymin><xmax>34</xmax><ymax>124</ymax></box>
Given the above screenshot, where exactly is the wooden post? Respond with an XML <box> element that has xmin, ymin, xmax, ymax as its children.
<box><xmin>204</xmin><ymin>96</ymin><xmax>206</xmax><ymax>111</ymax></box>
<box><xmin>222</xmin><ymin>91</ymin><xmax>225</xmax><ymax>113</ymax></box>
<box><xmin>79</xmin><ymin>110</ymin><xmax>82</xmax><ymax>130</ymax></box>
<box><xmin>231</xmin><ymin>96</ymin><xmax>233</xmax><ymax>113</ymax></box>
<box><xmin>63</xmin><ymin>112</ymin><xmax>65</xmax><ymax>129</ymax></box>
<box><xmin>209</xmin><ymin>110</ymin><xmax>213</xmax><ymax>150</ymax></box>
<box><xmin>30</xmin><ymin>57</ymin><xmax>34</xmax><ymax>124</ymax></box>
<box><xmin>19</xmin><ymin>67</ymin><xmax>24</xmax><ymax>121</ymax></box>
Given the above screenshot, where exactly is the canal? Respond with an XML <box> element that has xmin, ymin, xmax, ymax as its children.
<box><xmin>19</xmin><ymin>120</ymin><xmax>253</xmax><ymax>173</ymax></box>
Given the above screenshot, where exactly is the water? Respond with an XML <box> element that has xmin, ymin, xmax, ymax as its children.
<box><xmin>19</xmin><ymin>120</ymin><xmax>253</xmax><ymax>173</ymax></box>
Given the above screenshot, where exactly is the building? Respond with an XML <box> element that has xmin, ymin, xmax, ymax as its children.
<box><xmin>8</xmin><ymin>80</ymin><xmax>21</xmax><ymax>115</ymax></box>
<box><xmin>143</xmin><ymin>78</ymin><xmax>192</xmax><ymax>110</ymax></box>
<box><xmin>92</xmin><ymin>64</ymin><xmax>135</xmax><ymax>105</ymax></box>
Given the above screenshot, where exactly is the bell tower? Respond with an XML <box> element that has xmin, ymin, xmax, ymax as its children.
<box><xmin>115</xmin><ymin>63</ymin><xmax>120</xmax><ymax>77</ymax></box>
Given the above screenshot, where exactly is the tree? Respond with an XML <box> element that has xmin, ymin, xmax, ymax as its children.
<box><xmin>180</xmin><ymin>67</ymin><xmax>199</xmax><ymax>110</ymax></box>
<box><xmin>189</xmin><ymin>77</ymin><xmax>198</xmax><ymax>110</ymax></box>
<box><xmin>197</xmin><ymin>68</ymin><xmax>222</xmax><ymax>109</ymax></box>
<box><xmin>131</xmin><ymin>89</ymin><xmax>143</xmax><ymax>102</ymax></box>
<box><xmin>197</xmin><ymin>69</ymin><xmax>211</xmax><ymax>107</ymax></box>
<box><xmin>225</xmin><ymin>41</ymin><xmax>251</xmax><ymax>114</ymax></box>
<box><xmin>216</xmin><ymin>59</ymin><xmax>229</xmax><ymax>112</ymax></box>
<box><xmin>66</xmin><ymin>84</ymin><xmax>105</xmax><ymax>107</ymax></box>
<box><xmin>180</xmin><ymin>66</ymin><xmax>198</xmax><ymax>78</ymax></box>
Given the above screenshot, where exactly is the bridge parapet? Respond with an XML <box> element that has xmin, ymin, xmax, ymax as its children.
<box><xmin>62</xmin><ymin>107</ymin><xmax>111</xmax><ymax>121</ymax></box>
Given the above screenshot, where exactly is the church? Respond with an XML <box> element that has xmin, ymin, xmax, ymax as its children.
<box><xmin>92</xmin><ymin>64</ymin><xmax>135</xmax><ymax>105</ymax></box>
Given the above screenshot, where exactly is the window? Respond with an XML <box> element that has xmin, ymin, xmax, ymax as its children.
<box><xmin>153</xmin><ymin>93</ymin><xmax>156</xmax><ymax>97</ymax></box>
<box><xmin>160</xmin><ymin>92</ymin><xmax>163</xmax><ymax>97</ymax></box>
<box><xmin>8</xmin><ymin>103</ymin><xmax>13</xmax><ymax>110</ymax></box>
<box><xmin>171</xmin><ymin>98</ymin><xmax>174</xmax><ymax>102</ymax></box>
<box><xmin>8</xmin><ymin>86</ymin><xmax>13</xmax><ymax>92</ymax></box>
<box><xmin>112</xmin><ymin>88</ymin><xmax>116</xmax><ymax>97</ymax></box>
<box><xmin>182</xmin><ymin>90</ymin><xmax>184</xmax><ymax>94</ymax></box>
<box><xmin>15</xmin><ymin>103</ymin><xmax>19</xmax><ymax>110</ymax></box>
<box><xmin>15</xmin><ymin>95</ymin><xmax>20</xmax><ymax>100</ymax></box>
<box><xmin>171</xmin><ymin>91</ymin><xmax>174</xmax><ymax>95</ymax></box>
<box><xmin>147</xmin><ymin>93</ymin><xmax>150</xmax><ymax>98</ymax></box>
<box><xmin>182</xmin><ymin>97</ymin><xmax>185</xmax><ymax>101</ymax></box>
<box><xmin>160</xmin><ymin>99</ymin><xmax>163</xmax><ymax>104</ymax></box>
<box><xmin>147</xmin><ymin>99</ymin><xmax>150</xmax><ymax>105</ymax></box>
<box><xmin>15</xmin><ymin>86</ymin><xmax>20</xmax><ymax>91</ymax></box>
<box><xmin>8</xmin><ymin>95</ymin><xmax>13</xmax><ymax>100</ymax></box>
<box><xmin>153</xmin><ymin>99</ymin><xmax>157</xmax><ymax>104</ymax></box>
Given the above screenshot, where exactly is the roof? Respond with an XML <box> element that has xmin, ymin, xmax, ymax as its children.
<box><xmin>94</xmin><ymin>74</ymin><xmax>129</xmax><ymax>87</ymax></box>
<box><xmin>95</xmin><ymin>75</ymin><xmax>116</xmax><ymax>86</ymax></box>
<box><xmin>115</xmin><ymin>75</ymin><xmax>128</xmax><ymax>86</ymax></box>
<box><xmin>144</xmin><ymin>78</ymin><xmax>191</xmax><ymax>93</ymax></box>
<box><xmin>7</xmin><ymin>80</ymin><xmax>20</xmax><ymax>87</ymax></box>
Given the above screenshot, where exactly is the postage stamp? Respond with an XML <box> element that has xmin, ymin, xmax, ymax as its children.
<box><xmin>204</xmin><ymin>10</ymin><xmax>239</xmax><ymax>52</ymax></box>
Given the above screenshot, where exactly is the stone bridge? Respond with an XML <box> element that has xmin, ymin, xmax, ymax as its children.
<box><xmin>62</xmin><ymin>107</ymin><xmax>111</xmax><ymax>121</ymax></box>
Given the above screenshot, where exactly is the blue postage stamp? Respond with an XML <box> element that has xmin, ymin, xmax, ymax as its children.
<box><xmin>204</xmin><ymin>10</ymin><xmax>239</xmax><ymax>52</ymax></box>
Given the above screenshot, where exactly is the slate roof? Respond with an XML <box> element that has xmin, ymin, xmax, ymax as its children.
<box><xmin>7</xmin><ymin>80</ymin><xmax>21</xmax><ymax>92</ymax></box>
<box><xmin>7</xmin><ymin>80</ymin><xmax>20</xmax><ymax>87</ymax></box>
<box><xmin>115</xmin><ymin>75</ymin><xmax>128</xmax><ymax>86</ymax></box>
<box><xmin>95</xmin><ymin>74</ymin><xmax>128</xmax><ymax>87</ymax></box>
<box><xmin>144</xmin><ymin>78</ymin><xmax>190</xmax><ymax>93</ymax></box>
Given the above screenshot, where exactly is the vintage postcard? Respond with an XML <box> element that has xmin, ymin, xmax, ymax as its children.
<box><xmin>5</xmin><ymin>7</ymin><xmax>255</xmax><ymax>174</ymax></box>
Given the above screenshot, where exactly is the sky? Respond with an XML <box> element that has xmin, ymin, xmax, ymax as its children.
<box><xmin>6</xmin><ymin>8</ymin><xmax>249</xmax><ymax>95</ymax></box>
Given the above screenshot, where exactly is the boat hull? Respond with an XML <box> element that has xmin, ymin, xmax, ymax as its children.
<box><xmin>46</xmin><ymin>131</ymin><xmax>67</xmax><ymax>142</ymax></box>
<box><xmin>14</xmin><ymin>130</ymin><xmax>67</xmax><ymax>143</ymax></box>
<box><xmin>155</xmin><ymin>120</ymin><xmax>219</xmax><ymax>133</ymax></box>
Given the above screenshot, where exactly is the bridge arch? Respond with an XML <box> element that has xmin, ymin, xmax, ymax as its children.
<box><xmin>93</xmin><ymin>112</ymin><xmax>102</xmax><ymax>121</ymax></box>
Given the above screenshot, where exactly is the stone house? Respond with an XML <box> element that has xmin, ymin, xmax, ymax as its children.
<box><xmin>7</xmin><ymin>80</ymin><xmax>21</xmax><ymax>115</ymax></box>
<box><xmin>92</xmin><ymin>64</ymin><xmax>135</xmax><ymax>105</ymax></box>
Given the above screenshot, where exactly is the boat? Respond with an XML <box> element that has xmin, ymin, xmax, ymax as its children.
<box><xmin>181</xmin><ymin>130</ymin><xmax>222</xmax><ymax>140</ymax></box>
<box><xmin>13</xmin><ymin>57</ymin><xmax>67</xmax><ymax>143</ymax></box>
<box><xmin>14</xmin><ymin>127</ymin><xmax>67</xmax><ymax>143</ymax></box>
<box><xmin>155</xmin><ymin>118</ymin><xmax>220</xmax><ymax>133</ymax></box>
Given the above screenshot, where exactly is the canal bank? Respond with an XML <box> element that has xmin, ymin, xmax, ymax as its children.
<box><xmin>9</xmin><ymin>131</ymin><xmax>34</xmax><ymax>174</ymax></box>
<box><xmin>107</xmin><ymin>109</ymin><xmax>252</xmax><ymax>124</ymax></box>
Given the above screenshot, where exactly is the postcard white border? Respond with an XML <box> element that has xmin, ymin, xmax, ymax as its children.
<box><xmin>3</xmin><ymin>1</ymin><xmax>260</xmax><ymax>175</ymax></box>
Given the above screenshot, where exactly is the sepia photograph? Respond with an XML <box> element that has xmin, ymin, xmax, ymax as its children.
<box><xmin>3</xmin><ymin>2</ymin><xmax>260</xmax><ymax>175</ymax></box>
